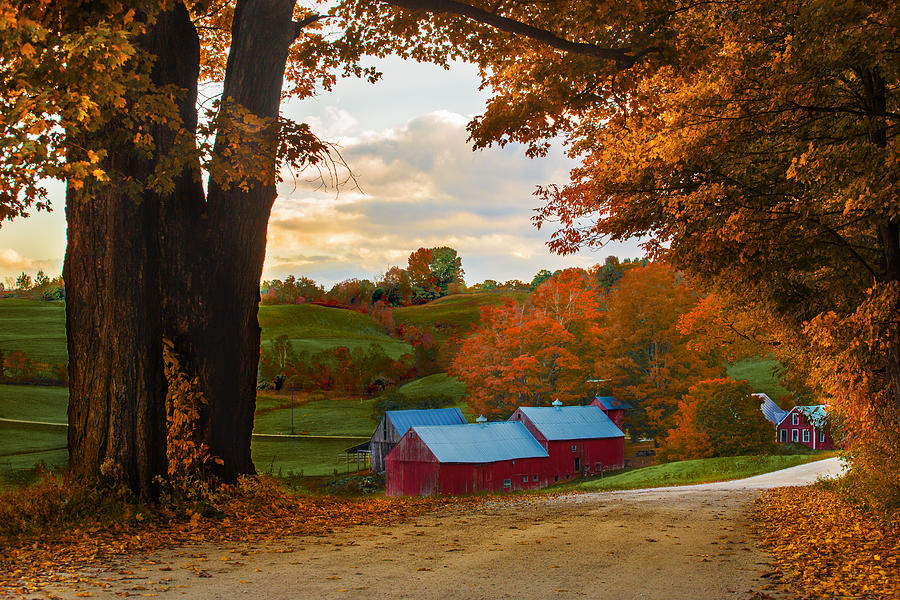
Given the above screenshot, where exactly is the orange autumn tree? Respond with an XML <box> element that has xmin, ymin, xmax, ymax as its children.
<box><xmin>659</xmin><ymin>378</ymin><xmax>776</xmax><ymax>462</ymax></box>
<box><xmin>452</xmin><ymin>269</ymin><xmax>601</xmax><ymax>419</ymax></box>
<box><xmin>596</xmin><ymin>264</ymin><xmax>724</xmax><ymax>440</ymax></box>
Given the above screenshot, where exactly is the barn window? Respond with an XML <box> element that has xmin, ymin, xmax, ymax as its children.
<box><xmin>554</xmin><ymin>475</ymin><xmax>559</xmax><ymax>482</ymax></box>
<box><xmin>571</xmin><ymin>444</ymin><xmax>577</xmax><ymax>452</ymax></box>
<box><xmin>819</xmin><ymin>432</ymin><xmax>826</xmax><ymax>443</ymax></box>
<box><xmin>791</xmin><ymin>429</ymin><xmax>799</xmax><ymax>442</ymax></box>
<box><xmin>802</xmin><ymin>430</ymin><xmax>810</xmax><ymax>443</ymax></box>
<box><xmin>780</xmin><ymin>430</ymin><xmax>787</xmax><ymax>442</ymax></box>
<box><xmin>792</xmin><ymin>414</ymin><xmax>800</xmax><ymax>425</ymax></box>
<box><xmin>595</xmin><ymin>463</ymin><xmax>602</xmax><ymax>472</ymax></box>
<box><xmin>532</xmin><ymin>474</ymin><xmax>538</xmax><ymax>482</ymax></box>
<box><xmin>503</xmin><ymin>478</ymin><xmax>511</xmax><ymax>488</ymax></box>
<box><xmin>523</xmin><ymin>475</ymin><xmax>528</xmax><ymax>483</ymax></box>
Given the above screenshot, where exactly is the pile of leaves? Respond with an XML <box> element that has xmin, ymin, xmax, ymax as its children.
<box><xmin>753</xmin><ymin>486</ymin><xmax>900</xmax><ymax>599</ymax></box>
<box><xmin>0</xmin><ymin>474</ymin><xmax>486</xmax><ymax>596</ymax></box>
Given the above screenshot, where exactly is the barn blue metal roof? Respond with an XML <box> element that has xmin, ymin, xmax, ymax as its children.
<box><xmin>410</xmin><ymin>421</ymin><xmax>549</xmax><ymax>463</ymax></box>
<box><xmin>516</xmin><ymin>405</ymin><xmax>624</xmax><ymax>440</ymax></box>
<box><xmin>385</xmin><ymin>408</ymin><xmax>466</xmax><ymax>437</ymax></box>
<box><xmin>592</xmin><ymin>395</ymin><xmax>633</xmax><ymax>410</ymax></box>
<box><xmin>755</xmin><ymin>393</ymin><xmax>788</xmax><ymax>426</ymax></box>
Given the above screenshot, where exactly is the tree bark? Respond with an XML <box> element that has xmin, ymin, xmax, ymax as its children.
<box><xmin>65</xmin><ymin>5</ymin><xmax>202</xmax><ymax>499</ymax></box>
<box><xmin>198</xmin><ymin>0</ymin><xmax>299</xmax><ymax>479</ymax></box>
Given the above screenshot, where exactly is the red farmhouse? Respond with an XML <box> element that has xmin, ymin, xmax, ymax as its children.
<box><xmin>385</xmin><ymin>421</ymin><xmax>550</xmax><ymax>496</ymax></box>
<box><xmin>776</xmin><ymin>405</ymin><xmax>835</xmax><ymax>450</ymax></box>
<box><xmin>588</xmin><ymin>395</ymin><xmax>632</xmax><ymax>431</ymax></box>
<box><xmin>510</xmin><ymin>403</ymin><xmax>625</xmax><ymax>483</ymax></box>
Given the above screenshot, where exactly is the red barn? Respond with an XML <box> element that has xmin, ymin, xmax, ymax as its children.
<box><xmin>776</xmin><ymin>405</ymin><xmax>835</xmax><ymax>450</ymax></box>
<box><xmin>588</xmin><ymin>395</ymin><xmax>632</xmax><ymax>431</ymax></box>
<box><xmin>510</xmin><ymin>403</ymin><xmax>625</xmax><ymax>483</ymax></box>
<box><xmin>385</xmin><ymin>421</ymin><xmax>550</xmax><ymax>496</ymax></box>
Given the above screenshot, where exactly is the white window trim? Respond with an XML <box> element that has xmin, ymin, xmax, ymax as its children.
<box><xmin>792</xmin><ymin>413</ymin><xmax>800</xmax><ymax>425</ymax></box>
<box><xmin>802</xmin><ymin>429</ymin><xmax>810</xmax><ymax>443</ymax></box>
<box><xmin>792</xmin><ymin>429</ymin><xmax>799</xmax><ymax>442</ymax></box>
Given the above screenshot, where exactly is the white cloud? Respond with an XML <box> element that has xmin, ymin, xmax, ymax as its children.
<box><xmin>0</xmin><ymin>248</ymin><xmax>33</xmax><ymax>271</ymax></box>
<box><xmin>266</xmin><ymin>110</ymin><xmax>644</xmax><ymax>287</ymax></box>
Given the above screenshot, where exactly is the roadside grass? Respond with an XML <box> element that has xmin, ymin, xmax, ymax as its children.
<box><xmin>259</xmin><ymin>303</ymin><xmax>411</xmax><ymax>358</ymax></box>
<box><xmin>561</xmin><ymin>453</ymin><xmax>837</xmax><ymax>492</ymax></box>
<box><xmin>0</xmin><ymin>422</ymin><xmax>68</xmax><ymax>486</ymax></box>
<box><xmin>0</xmin><ymin>299</ymin><xmax>67</xmax><ymax>364</ymax></box>
<box><xmin>394</xmin><ymin>290</ymin><xmax>529</xmax><ymax>341</ymax></box>
<box><xmin>726</xmin><ymin>356</ymin><xmax>791</xmax><ymax>400</ymax></box>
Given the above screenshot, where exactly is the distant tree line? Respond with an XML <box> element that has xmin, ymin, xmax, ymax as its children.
<box><xmin>2</xmin><ymin>270</ymin><xmax>65</xmax><ymax>301</ymax></box>
<box><xmin>261</xmin><ymin>246</ymin><xmax>465</xmax><ymax>309</ymax></box>
<box><xmin>0</xmin><ymin>349</ymin><xmax>67</xmax><ymax>386</ymax></box>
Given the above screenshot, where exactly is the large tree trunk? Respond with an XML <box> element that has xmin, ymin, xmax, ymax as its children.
<box><xmin>65</xmin><ymin>175</ymin><xmax>166</xmax><ymax>499</ymax></box>
<box><xmin>65</xmin><ymin>0</ymin><xmax>301</xmax><ymax>490</ymax></box>
<box><xmin>65</xmin><ymin>6</ymin><xmax>202</xmax><ymax>499</ymax></box>
<box><xmin>198</xmin><ymin>0</ymin><xmax>299</xmax><ymax>479</ymax></box>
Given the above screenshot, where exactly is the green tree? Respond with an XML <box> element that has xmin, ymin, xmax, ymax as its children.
<box><xmin>33</xmin><ymin>270</ymin><xmax>49</xmax><ymax>289</ymax></box>
<box><xmin>530</xmin><ymin>269</ymin><xmax>552</xmax><ymax>291</ymax></box>
<box><xmin>15</xmin><ymin>272</ymin><xmax>31</xmax><ymax>291</ymax></box>
<box><xmin>430</xmin><ymin>246</ymin><xmax>464</xmax><ymax>296</ymax></box>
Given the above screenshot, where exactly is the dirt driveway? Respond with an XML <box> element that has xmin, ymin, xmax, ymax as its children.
<box><xmin>41</xmin><ymin>459</ymin><xmax>843</xmax><ymax>600</ymax></box>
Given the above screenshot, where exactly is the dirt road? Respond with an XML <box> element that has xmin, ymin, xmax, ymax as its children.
<box><xmin>42</xmin><ymin>459</ymin><xmax>842</xmax><ymax>600</ymax></box>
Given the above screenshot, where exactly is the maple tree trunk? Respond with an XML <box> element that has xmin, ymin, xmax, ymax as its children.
<box><xmin>65</xmin><ymin>6</ymin><xmax>201</xmax><ymax>499</ymax></box>
<box><xmin>65</xmin><ymin>0</ymin><xmax>304</xmax><ymax>489</ymax></box>
<box><xmin>198</xmin><ymin>0</ymin><xmax>299</xmax><ymax>479</ymax></box>
<box><xmin>64</xmin><ymin>178</ymin><xmax>166</xmax><ymax>499</ymax></box>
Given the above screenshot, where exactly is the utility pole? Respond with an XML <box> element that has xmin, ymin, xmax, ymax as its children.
<box><xmin>290</xmin><ymin>384</ymin><xmax>295</xmax><ymax>435</ymax></box>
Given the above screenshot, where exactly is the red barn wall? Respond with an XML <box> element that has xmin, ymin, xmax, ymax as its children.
<box><xmin>437</xmin><ymin>457</ymin><xmax>550</xmax><ymax>495</ymax></box>
<box><xmin>604</xmin><ymin>409</ymin><xmax>626</xmax><ymax>431</ymax></box>
<box><xmin>385</xmin><ymin>434</ymin><xmax>551</xmax><ymax>496</ymax></box>
<box><xmin>776</xmin><ymin>409</ymin><xmax>835</xmax><ymax>450</ymax></box>
<box><xmin>385</xmin><ymin>433</ymin><xmax>440</xmax><ymax>496</ymax></box>
<box><xmin>544</xmin><ymin>438</ymin><xmax>625</xmax><ymax>484</ymax></box>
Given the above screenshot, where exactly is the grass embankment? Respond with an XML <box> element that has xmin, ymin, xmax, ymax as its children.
<box><xmin>564</xmin><ymin>453</ymin><xmax>836</xmax><ymax>492</ymax></box>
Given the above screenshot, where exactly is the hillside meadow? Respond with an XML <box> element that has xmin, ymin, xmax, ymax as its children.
<box><xmin>0</xmin><ymin>296</ymin><xmax>790</xmax><ymax>485</ymax></box>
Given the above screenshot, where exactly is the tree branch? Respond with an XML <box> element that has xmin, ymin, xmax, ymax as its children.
<box><xmin>382</xmin><ymin>0</ymin><xmax>659</xmax><ymax>67</ymax></box>
<box><xmin>293</xmin><ymin>14</ymin><xmax>324</xmax><ymax>39</ymax></box>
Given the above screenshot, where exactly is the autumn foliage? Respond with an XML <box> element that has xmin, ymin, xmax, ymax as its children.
<box><xmin>451</xmin><ymin>269</ymin><xmax>600</xmax><ymax>419</ymax></box>
<box><xmin>753</xmin><ymin>486</ymin><xmax>900</xmax><ymax>599</ymax></box>
<box><xmin>658</xmin><ymin>378</ymin><xmax>776</xmax><ymax>462</ymax></box>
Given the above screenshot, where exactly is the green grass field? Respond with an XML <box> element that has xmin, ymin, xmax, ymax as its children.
<box><xmin>0</xmin><ymin>384</ymin><xmax>68</xmax><ymax>422</ymax></box>
<box><xmin>394</xmin><ymin>290</ymin><xmax>529</xmax><ymax>340</ymax></box>
<box><xmin>726</xmin><ymin>356</ymin><xmax>791</xmax><ymax>400</ymax></box>
<box><xmin>563</xmin><ymin>453</ymin><xmax>835</xmax><ymax>492</ymax></box>
<box><xmin>253</xmin><ymin>393</ymin><xmax>377</xmax><ymax>437</ymax></box>
<box><xmin>259</xmin><ymin>303</ymin><xmax>411</xmax><ymax>359</ymax></box>
<box><xmin>0</xmin><ymin>299</ymin><xmax>67</xmax><ymax>364</ymax></box>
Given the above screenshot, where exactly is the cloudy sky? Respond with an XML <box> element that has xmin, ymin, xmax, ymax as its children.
<box><xmin>0</xmin><ymin>57</ymin><xmax>644</xmax><ymax>288</ymax></box>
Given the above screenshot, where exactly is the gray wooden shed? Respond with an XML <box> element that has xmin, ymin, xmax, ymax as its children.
<box><xmin>370</xmin><ymin>408</ymin><xmax>467</xmax><ymax>472</ymax></box>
